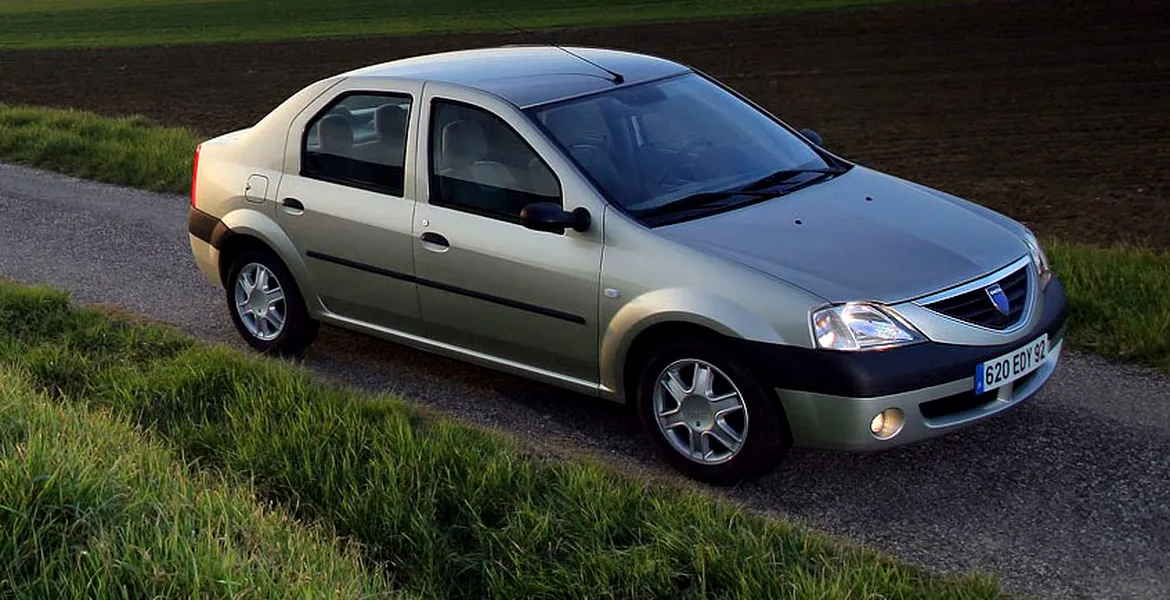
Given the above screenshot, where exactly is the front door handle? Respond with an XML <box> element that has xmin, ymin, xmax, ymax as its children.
<box><xmin>420</xmin><ymin>231</ymin><xmax>450</xmax><ymax>252</ymax></box>
<box><xmin>281</xmin><ymin>197</ymin><xmax>305</xmax><ymax>213</ymax></box>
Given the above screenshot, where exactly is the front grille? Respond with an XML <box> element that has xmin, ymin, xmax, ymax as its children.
<box><xmin>923</xmin><ymin>266</ymin><xmax>1028</xmax><ymax>330</ymax></box>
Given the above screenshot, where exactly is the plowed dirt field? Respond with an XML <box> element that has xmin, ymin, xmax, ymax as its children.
<box><xmin>2</xmin><ymin>0</ymin><xmax>1167</xmax><ymax>248</ymax></box>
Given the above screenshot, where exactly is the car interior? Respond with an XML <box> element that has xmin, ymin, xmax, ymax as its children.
<box><xmin>428</xmin><ymin>101</ymin><xmax>561</xmax><ymax>218</ymax></box>
<box><xmin>300</xmin><ymin>86</ymin><xmax>764</xmax><ymax>217</ymax></box>
<box><xmin>302</xmin><ymin>98</ymin><xmax>411</xmax><ymax>195</ymax></box>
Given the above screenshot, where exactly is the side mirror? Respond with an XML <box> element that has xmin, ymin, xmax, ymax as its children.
<box><xmin>520</xmin><ymin>202</ymin><xmax>591</xmax><ymax>234</ymax></box>
<box><xmin>799</xmin><ymin>128</ymin><xmax>824</xmax><ymax>147</ymax></box>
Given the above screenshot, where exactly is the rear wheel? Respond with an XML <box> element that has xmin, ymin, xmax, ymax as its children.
<box><xmin>225</xmin><ymin>248</ymin><xmax>318</xmax><ymax>356</ymax></box>
<box><xmin>635</xmin><ymin>336</ymin><xmax>790</xmax><ymax>485</ymax></box>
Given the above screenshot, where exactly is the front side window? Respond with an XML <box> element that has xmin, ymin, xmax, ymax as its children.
<box><xmin>527</xmin><ymin>73</ymin><xmax>843</xmax><ymax>223</ymax></box>
<box><xmin>302</xmin><ymin>93</ymin><xmax>412</xmax><ymax>196</ymax></box>
<box><xmin>429</xmin><ymin>100</ymin><xmax>560</xmax><ymax>220</ymax></box>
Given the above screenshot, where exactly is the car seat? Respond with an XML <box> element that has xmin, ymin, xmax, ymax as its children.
<box><xmin>373</xmin><ymin>103</ymin><xmax>408</xmax><ymax>166</ymax></box>
<box><xmin>437</xmin><ymin>118</ymin><xmax>521</xmax><ymax>214</ymax></box>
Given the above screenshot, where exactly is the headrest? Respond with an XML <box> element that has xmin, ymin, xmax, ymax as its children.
<box><xmin>542</xmin><ymin>109</ymin><xmax>574</xmax><ymax>142</ymax></box>
<box><xmin>440</xmin><ymin>119</ymin><xmax>488</xmax><ymax>166</ymax></box>
<box><xmin>317</xmin><ymin>114</ymin><xmax>353</xmax><ymax>154</ymax></box>
<box><xmin>543</xmin><ymin>107</ymin><xmax>604</xmax><ymax>147</ymax></box>
<box><xmin>374</xmin><ymin>103</ymin><xmax>406</xmax><ymax>139</ymax></box>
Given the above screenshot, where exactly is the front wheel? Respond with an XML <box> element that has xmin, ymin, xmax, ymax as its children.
<box><xmin>635</xmin><ymin>337</ymin><xmax>790</xmax><ymax>485</ymax></box>
<box><xmin>225</xmin><ymin>248</ymin><xmax>319</xmax><ymax>356</ymax></box>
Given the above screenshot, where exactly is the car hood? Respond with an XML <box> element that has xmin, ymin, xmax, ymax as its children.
<box><xmin>656</xmin><ymin>166</ymin><xmax>1027</xmax><ymax>304</ymax></box>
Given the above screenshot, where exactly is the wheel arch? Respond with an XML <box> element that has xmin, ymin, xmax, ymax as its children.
<box><xmin>619</xmin><ymin>301</ymin><xmax>796</xmax><ymax>485</ymax></box>
<box><xmin>215</xmin><ymin>209</ymin><xmax>320</xmax><ymax>315</ymax></box>
<box><xmin>217</xmin><ymin>234</ymin><xmax>270</xmax><ymax>286</ymax></box>
<box><xmin>601</xmin><ymin>287</ymin><xmax>790</xmax><ymax>404</ymax></box>
<box><xmin>619</xmin><ymin>321</ymin><xmax>727</xmax><ymax>404</ymax></box>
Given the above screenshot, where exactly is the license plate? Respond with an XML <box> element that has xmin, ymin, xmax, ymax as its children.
<box><xmin>975</xmin><ymin>334</ymin><xmax>1049</xmax><ymax>395</ymax></box>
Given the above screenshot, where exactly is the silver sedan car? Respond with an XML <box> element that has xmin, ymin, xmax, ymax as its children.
<box><xmin>188</xmin><ymin>45</ymin><xmax>1068</xmax><ymax>484</ymax></box>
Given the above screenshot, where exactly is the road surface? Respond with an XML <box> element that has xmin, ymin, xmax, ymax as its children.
<box><xmin>1</xmin><ymin>163</ymin><xmax>1167</xmax><ymax>599</ymax></box>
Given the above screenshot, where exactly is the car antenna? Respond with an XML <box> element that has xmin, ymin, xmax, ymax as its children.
<box><xmin>473</xmin><ymin>7</ymin><xmax>625</xmax><ymax>84</ymax></box>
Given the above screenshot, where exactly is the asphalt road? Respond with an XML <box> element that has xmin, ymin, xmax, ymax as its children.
<box><xmin>1</xmin><ymin>163</ymin><xmax>1167</xmax><ymax>599</ymax></box>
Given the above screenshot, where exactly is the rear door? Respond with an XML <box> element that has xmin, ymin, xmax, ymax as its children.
<box><xmin>274</xmin><ymin>80</ymin><xmax>424</xmax><ymax>333</ymax></box>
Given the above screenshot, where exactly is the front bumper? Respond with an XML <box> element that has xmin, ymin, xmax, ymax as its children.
<box><xmin>737</xmin><ymin>277</ymin><xmax>1069</xmax><ymax>451</ymax></box>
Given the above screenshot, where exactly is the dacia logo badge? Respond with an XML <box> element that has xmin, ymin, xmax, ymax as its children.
<box><xmin>985</xmin><ymin>283</ymin><xmax>1010</xmax><ymax>315</ymax></box>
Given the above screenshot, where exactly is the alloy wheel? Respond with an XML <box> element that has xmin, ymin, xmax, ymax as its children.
<box><xmin>233</xmin><ymin>262</ymin><xmax>286</xmax><ymax>341</ymax></box>
<box><xmin>652</xmin><ymin>358</ymin><xmax>749</xmax><ymax>465</ymax></box>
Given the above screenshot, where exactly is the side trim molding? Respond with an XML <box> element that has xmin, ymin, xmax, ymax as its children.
<box><xmin>305</xmin><ymin>250</ymin><xmax>587</xmax><ymax>325</ymax></box>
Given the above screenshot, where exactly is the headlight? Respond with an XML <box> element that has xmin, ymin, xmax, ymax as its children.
<box><xmin>812</xmin><ymin>302</ymin><xmax>924</xmax><ymax>351</ymax></box>
<box><xmin>1021</xmin><ymin>227</ymin><xmax>1052</xmax><ymax>286</ymax></box>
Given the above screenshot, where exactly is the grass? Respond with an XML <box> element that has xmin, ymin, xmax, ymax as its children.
<box><xmin>0</xmin><ymin>0</ymin><xmax>920</xmax><ymax>50</ymax></box>
<box><xmin>0</xmin><ymin>367</ymin><xmax>409</xmax><ymax>598</ymax></box>
<box><xmin>0</xmin><ymin>104</ymin><xmax>199</xmax><ymax>194</ymax></box>
<box><xmin>0</xmin><ymin>279</ymin><xmax>1007</xmax><ymax>599</ymax></box>
<box><xmin>1045</xmin><ymin>239</ymin><xmax>1170</xmax><ymax>372</ymax></box>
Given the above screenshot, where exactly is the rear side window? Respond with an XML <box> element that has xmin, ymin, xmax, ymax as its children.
<box><xmin>302</xmin><ymin>93</ymin><xmax>412</xmax><ymax>197</ymax></box>
<box><xmin>428</xmin><ymin>100</ymin><xmax>560</xmax><ymax>221</ymax></box>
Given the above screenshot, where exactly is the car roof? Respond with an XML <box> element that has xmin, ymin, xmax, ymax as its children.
<box><xmin>339</xmin><ymin>45</ymin><xmax>692</xmax><ymax>108</ymax></box>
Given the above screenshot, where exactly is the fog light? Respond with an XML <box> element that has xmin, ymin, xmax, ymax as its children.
<box><xmin>869</xmin><ymin>408</ymin><xmax>904</xmax><ymax>440</ymax></box>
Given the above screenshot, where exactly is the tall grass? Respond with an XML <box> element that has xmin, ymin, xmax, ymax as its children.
<box><xmin>0</xmin><ymin>366</ymin><xmax>408</xmax><ymax>598</ymax></box>
<box><xmin>1045</xmin><ymin>238</ymin><xmax>1170</xmax><ymax>372</ymax></box>
<box><xmin>0</xmin><ymin>104</ymin><xmax>198</xmax><ymax>194</ymax></box>
<box><xmin>0</xmin><ymin>280</ymin><xmax>1007</xmax><ymax>599</ymax></box>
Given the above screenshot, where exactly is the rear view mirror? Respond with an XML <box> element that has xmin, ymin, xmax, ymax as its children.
<box><xmin>520</xmin><ymin>202</ymin><xmax>591</xmax><ymax>234</ymax></box>
<box><xmin>800</xmin><ymin>128</ymin><xmax>824</xmax><ymax>147</ymax></box>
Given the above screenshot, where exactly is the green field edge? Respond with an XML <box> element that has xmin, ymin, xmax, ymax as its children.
<box><xmin>2</xmin><ymin>101</ymin><xmax>1167</xmax><ymax>375</ymax></box>
<box><xmin>0</xmin><ymin>278</ymin><xmax>1010</xmax><ymax>599</ymax></box>
<box><xmin>0</xmin><ymin>104</ymin><xmax>201</xmax><ymax>194</ymax></box>
<box><xmin>0</xmin><ymin>0</ymin><xmax>933</xmax><ymax>51</ymax></box>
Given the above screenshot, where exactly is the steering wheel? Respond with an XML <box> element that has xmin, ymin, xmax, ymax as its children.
<box><xmin>656</xmin><ymin>140</ymin><xmax>714</xmax><ymax>188</ymax></box>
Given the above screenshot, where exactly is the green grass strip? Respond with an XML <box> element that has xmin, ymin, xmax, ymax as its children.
<box><xmin>0</xmin><ymin>280</ymin><xmax>1007</xmax><ymax>599</ymax></box>
<box><xmin>1045</xmin><ymin>239</ymin><xmax>1170</xmax><ymax>373</ymax></box>
<box><xmin>0</xmin><ymin>366</ymin><xmax>410</xmax><ymax>599</ymax></box>
<box><xmin>0</xmin><ymin>0</ymin><xmax>919</xmax><ymax>50</ymax></box>
<box><xmin>0</xmin><ymin>104</ymin><xmax>199</xmax><ymax>194</ymax></box>
<box><xmin>2</xmin><ymin>102</ymin><xmax>1167</xmax><ymax>375</ymax></box>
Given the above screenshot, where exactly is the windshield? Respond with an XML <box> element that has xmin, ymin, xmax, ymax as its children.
<box><xmin>526</xmin><ymin>72</ymin><xmax>839</xmax><ymax>219</ymax></box>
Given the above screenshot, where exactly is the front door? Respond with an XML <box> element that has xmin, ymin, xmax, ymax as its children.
<box><xmin>411</xmin><ymin>95</ymin><xmax>603</xmax><ymax>383</ymax></box>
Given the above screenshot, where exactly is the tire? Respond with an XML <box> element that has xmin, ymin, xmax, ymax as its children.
<box><xmin>224</xmin><ymin>247</ymin><xmax>319</xmax><ymax>356</ymax></box>
<box><xmin>635</xmin><ymin>336</ymin><xmax>790</xmax><ymax>486</ymax></box>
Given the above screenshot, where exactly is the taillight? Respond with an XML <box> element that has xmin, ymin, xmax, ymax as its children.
<box><xmin>190</xmin><ymin>143</ymin><xmax>202</xmax><ymax>207</ymax></box>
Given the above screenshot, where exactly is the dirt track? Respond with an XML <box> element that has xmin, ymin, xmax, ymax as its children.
<box><xmin>2</xmin><ymin>0</ymin><xmax>1168</xmax><ymax>248</ymax></box>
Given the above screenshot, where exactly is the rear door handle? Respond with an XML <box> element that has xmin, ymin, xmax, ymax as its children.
<box><xmin>420</xmin><ymin>231</ymin><xmax>450</xmax><ymax>252</ymax></box>
<box><xmin>281</xmin><ymin>197</ymin><xmax>304</xmax><ymax>212</ymax></box>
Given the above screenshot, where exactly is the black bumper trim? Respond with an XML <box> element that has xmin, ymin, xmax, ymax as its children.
<box><xmin>189</xmin><ymin>206</ymin><xmax>233</xmax><ymax>249</ymax></box>
<box><xmin>734</xmin><ymin>277</ymin><xmax>1069</xmax><ymax>398</ymax></box>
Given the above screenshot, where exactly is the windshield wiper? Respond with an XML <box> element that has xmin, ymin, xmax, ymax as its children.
<box><xmin>740</xmin><ymin>167</ymin><xmax>848</xmax><ymax>192</ymax></box>
<box><xmin>633</xmin><ymin>189</ymin><xmax>777</xmax><ymax>218</ymax></box>
<box><xmin>634</xmin><ymin>166</ymin><xmax>849</xmax><ymax>219</ymax></box>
